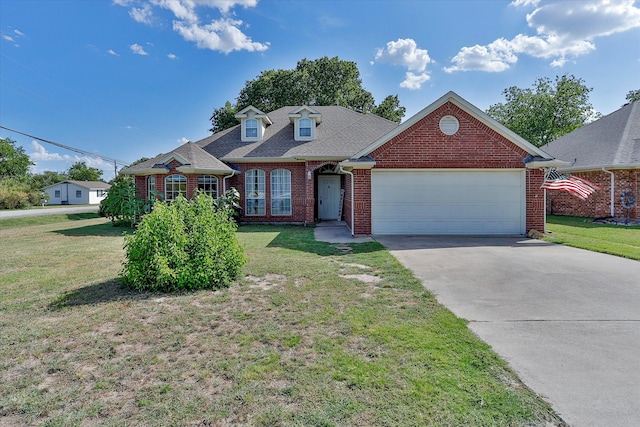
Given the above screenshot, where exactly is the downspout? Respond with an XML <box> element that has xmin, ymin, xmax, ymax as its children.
<box><xmin>223</xmin><ymin>170</ymin><xmax>238</xmax><ymax>193</ymax></box>
<box><xmin>338</xmin><ymin>164</ymin><xmax>355</xmax><ymax>236</ymax></box>
<box><xmin>602</xmin><ymin>167</ymin><xmax>615</xmax><ymax>217</ymax></box>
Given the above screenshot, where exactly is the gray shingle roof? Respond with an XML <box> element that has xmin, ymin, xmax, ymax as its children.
<box><xmin>196</xmin><ymin>105</ymin><xmax>399</xmax><ymax>160</ymax></box>
<box><xmin>120</xmin><ymin>141</ymin><xmax>233</xmax><ymax>175</ymax></box>
<box><xmin>43</xmin><ymin>180</ymin><xmax>111</xmax><ymax>190</ymax></box>
<box><xmin>540</xmin><ymin>101</ymin><xmax>640</xmax><ymax>171</ymax></box>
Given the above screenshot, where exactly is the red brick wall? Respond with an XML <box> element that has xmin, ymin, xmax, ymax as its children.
<box><xmin>371</xmin><ymin>103</ymin><xmax>529</xmax><ymax>169</ymax></box>
<box><xmin>547</xmin><ymin>169</ymin><xmax>639</xmax><ymax>219</ymax></box>
<box><xmin>366</xmin><ymin>101</ymin><xmax>543</xmax><ymax>233</ymax></box>
<box><xmin>226</xmin><ymin>162</ymin><xmax>307</xmax><ymax>223</ymax></box>
<box><xmin>352</xmin><ymin>169</ymin><xmax>372</xmax><ymax>235</ymax></box>
<box><xmin>526</xmin><ymin>169</ymin><xmax>546</xmax><ymax>231</ymax></box>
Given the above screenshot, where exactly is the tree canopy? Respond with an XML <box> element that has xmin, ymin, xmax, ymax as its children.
<box><xmin>210</xmin><ymin>56</ymin><xmax>405</xmax><ymax>133</ymax></box>
<box><xmin>486</xmin><ymin>75</ymin><xmax>598</xmax><ymax>147</ymax></box>
<box><xmin>66</xmin><ymin>161</ymin><xmax>104</xmax><ymax>182</ymax></box>
<box><xmin>0</xmin><ymin>137</ymin><xmax>33</xmax><ymax>179</ymax></box>
<box><xmin>626</xmin><ymin>89</ymin><xmax>640</xmax><ymax>103</ymax></box>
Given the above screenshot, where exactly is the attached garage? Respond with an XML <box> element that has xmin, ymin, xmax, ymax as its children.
<box><xmin>371</xmin><ymin>169</ymin><xmax>526</xmax><ymax>235</ymax></box>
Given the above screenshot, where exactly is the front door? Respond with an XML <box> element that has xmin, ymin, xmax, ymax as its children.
<box><xmin>318</xmin><ymin>175</ymin><xmax>341</xmax><ymax>220</ymax></box>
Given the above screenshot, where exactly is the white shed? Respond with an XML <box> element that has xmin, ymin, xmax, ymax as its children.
<box><xmin>43</xmin><ymin>180</ymin><xmax>111</xmax><ymax>205</ymax></box>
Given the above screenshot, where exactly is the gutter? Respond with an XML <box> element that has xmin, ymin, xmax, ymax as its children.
<box><xmin>602</xmin><ymin>167</ymin><xmax>615</xmax><ymax>217</ymax></box>
<box><xmin>338</xmin><ymin>164</ymin><xmax>355</xmax><ymax>237</ymax></box>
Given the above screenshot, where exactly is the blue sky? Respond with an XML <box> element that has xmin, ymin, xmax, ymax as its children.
<box><xmin>1</xmin><ymin>0</ymin><xmax>639</xmax><ymax>181</ymax></box>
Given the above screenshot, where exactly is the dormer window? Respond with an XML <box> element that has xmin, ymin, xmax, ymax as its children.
<box><xmin>246</xmin><ymin>119</ymin><xmax>258</xmax><ymax>138</ymax></box>
<box><xmin>235</xmin><ymin>106</ymin><xmax>272</xmax><ymax>142</ymax></box>
<box><xmin>299</xmin><ymin>119</ymin><xmax>312</xmax><ymax>137</ymax></box>
<box><xmin>289</xmin><ymin>106</ymin><xmax>322</xmax><ymax>141</ymax></box>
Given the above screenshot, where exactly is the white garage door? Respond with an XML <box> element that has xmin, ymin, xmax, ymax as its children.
<box><xmin>371</xmin><ymin>169</ymin><xmax>525</xmax><ymax>235</ymax></box>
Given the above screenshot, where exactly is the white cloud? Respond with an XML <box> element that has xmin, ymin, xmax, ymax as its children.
<box><xmin>400</xmin><ymin>72</ymin><xmax>431</xmax><ymax>90</ymax></box>
<box><xmin>446</xmin><ymin>0</ymin><xmax>640</xmax><ymax>72</ymax></box>
<box><xmin>130</xmin><ymin>43</ymin><xmax>149</xmax><ymax>55</ymax></box>
<box><xmin>14</xmin><ymin>29</ymin><xmax>25</xmax><ymax>37</ymax></box>
<box><xmin>30</xmin><ymin>141</ymin><xmax>71</xmax><ymax>162</ymax></box>
<box><xmin>29</xmin><ymin>141</ymin><xmax>115</xmax><ymax>175</ymax></box>
<box><xmin>178</xmin><ymin>137</ymin><xmax>189</xmax><ymax>143</ymax></box>
<box><xmin>130</xmin><ymin>4</ymin><xmax>153</xmax><ymax>24</ymax></box>
<box><xmin>374</xmin><ymin>38</ymin><xmax>432</xmax><ymax>89</ymax></box>
<box><xmin>167</xmin><ymin>53</ymin><xmax>177</xmax><ymax>59</ymax></box>
<box><xmin>115</xmin><ymin>0</ymin><xmax>268</xmax><ymax>53</ymax></box>
<box><xmin>107</xmin><ymin>49</ymin><xmax>120</xmax><ymax>56</ymax></box>
<box><xmin>375</xmin><ymin>38</ymin><xmax>432</xmax><ymax>72</ymax></box>
<box><xmin>2</xmin><ymin>34</ymin><xmax>15</xmax><ymax>43</ymax></box>
<box><xmin>510</xmin><ymin>0</ymin><xmax>540</xmax><ymax>7</ymax></box>
<box><xmin>173</xmin><ymin>18</ymin><xmax>269</xmax><ymax>53</ymax></box>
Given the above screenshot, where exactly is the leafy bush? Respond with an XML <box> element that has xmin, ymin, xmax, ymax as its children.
<box><xmin>0</xmin><ymin>178</ymin><xmax>42</xmax><ymax>209</ymax></box>
<box><xmin>120</xmin><ymin>193</ymin><xmax>246</xmax><ymax>292</ymax></box>
<box><xmin>100</xmin><ymin>175</ymin><xmax>146</xmax><ymax>226</ymax></box>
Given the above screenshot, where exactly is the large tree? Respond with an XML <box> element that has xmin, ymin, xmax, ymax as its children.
<box><xmin>487</xmin><ymin>75</ymin><xmax>598</xmax><ymax>147</ymax></box>
<box><xmin>66</xmin><ymin>161</ymin><xmax>103</xmax><ymax>182</ymax></box>
<box><xmin>29</xmin><ymin>170</ymin><xmax>68</xmax><ymax>190</ymax></box>
<box><xmin>210</xmin><ymin>56</ymin><xmax>405</xmax><ymax>133</ymax></box>
<box><xmin>626</xmin><ymin>89</ymin><xmax>640</xmax><ymax>103</ymax></box>
<box><xmin>0</xmin><ymin>137</ymin><xmax>33</xmax><ymax>179</ymax></box>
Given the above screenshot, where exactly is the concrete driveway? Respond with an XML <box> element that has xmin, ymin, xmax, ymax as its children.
<box><xmin>374</xmin><ymin>235</ymin><xmax>640</xmax><ymax>427</ymax></box>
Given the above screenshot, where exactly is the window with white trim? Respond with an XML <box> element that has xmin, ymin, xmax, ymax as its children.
<box><xmin>299</xmin><ymin>118</ymin><xmax>312</xmax><ymax>137</ymax></box>
<box><xmin>165</xmin><ymin>174</ymin><xmax>187</xmax><ymax>201</ymax></box>
<box><xmin>245</xmin><ymin>169</ymin><xmax>265</xmax><ymax>216</ymax></box>
<box><xmin>271</xmin><ymin>169</ymin><xmax>291</xmax><ymax>216</ymax></box>
<box><xmin>147</xmin><ymin>175</ymin><xmax>156</xmax><ymax>199</ymax></box>
<box><xmin>246</xmin><ymin>119</ymin><xmax>258</xmax><ymax>138</ymax></box>
<box><xmin>197</xmin><ymin>175</ymin><xmax>218</xmax><ymax>197</ymax></box>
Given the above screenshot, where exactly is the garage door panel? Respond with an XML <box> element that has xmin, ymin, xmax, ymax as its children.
<box><xmin>372</xmin><ymin>170</ymin><xmax>525</xmax><ymax>235</ymax></box>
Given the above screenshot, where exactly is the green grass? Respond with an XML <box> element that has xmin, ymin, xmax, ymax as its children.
<box><xmin>544</xmin><ymin>215</ymin><xmax>640</xmax><ymax>260</ymax></box>
<box><xmin>0</xmin><ymin>215</ymin><xmax>565</xmax><ymax>426</ymax></box>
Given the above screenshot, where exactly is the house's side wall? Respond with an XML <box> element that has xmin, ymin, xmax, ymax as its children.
<box><xmin>46</xmin><ymin>183</ymin><xmax>93</xmax><ymax>205</ymax></box>
<box><xmin>352</xmin><ymin>169</ymin><xmax>372</xmax><ymax>235</ymax></box>
<box><xmin>526</xmin><ymin>169</ymin><xmax>546</xmax><ymax>231</ymax></box>
<box><xmin>343</xmin><ymin>172</ymin><xmax>353</xmax><ymax>231</ymax></box>
<box><xmin>366</xmin><ymin>101</ymin><xmax>540</xmax><ymax>232</ymax></box>
<box><xmin>548</xmin><ymin>169</ymin><xmax>639</xmax><ymax>219</ymax></box>
<box><xmin>87</xmin><ymin>190</ymin><xmax>108</xmax><ymax>205</ymax></box>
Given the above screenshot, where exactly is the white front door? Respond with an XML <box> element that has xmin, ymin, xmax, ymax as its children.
<box><xmin>318</xmin><ymin>175</ymin><xmax>341</xmax><ymax>220</ymax></box>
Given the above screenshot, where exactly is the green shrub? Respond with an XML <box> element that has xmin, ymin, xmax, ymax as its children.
<box><xmin>0</xmin><ymin>178</ymin><xmax>41</xmax><ymax>209</ymax></box>
<box><xmin>100</xmin><ymin>175</ymin><xmax>146</xmax><ymax>226</ymax></box>
<box><xmin>120</xmin><ymin>193</ymin><xmax>246</xmax><ymax>292</ymax></box>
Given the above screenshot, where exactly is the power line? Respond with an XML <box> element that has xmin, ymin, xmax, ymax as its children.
<box><xmin>0</xmin><ymin>125</ymin><xmax>130</xmax><ymax>175</ymax></box>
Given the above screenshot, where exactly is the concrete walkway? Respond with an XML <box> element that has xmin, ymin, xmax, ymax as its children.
<box><xmin>0</xmin><ymin>205</ymin><xmax>99</xmax><ymax>219</ymax></box>
<box><xmin>313</xmin><ymin>220</ymin><xmax>374</xmax><ymax>244</ymax></box>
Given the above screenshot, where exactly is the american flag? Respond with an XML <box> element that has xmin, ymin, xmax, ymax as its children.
<box><xmin>540</xmin><ymin>169</ymin><xmax>600</xmax><ymax>200</ymax></box>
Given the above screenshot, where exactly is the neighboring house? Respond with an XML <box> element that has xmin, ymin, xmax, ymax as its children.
<box><xmin>541</xmin><ymin>101</ymin><xmax>639</xmax><ymax>219</ymax></box>
<box><xmin>43</xmin><ymin>180</ymin><xmax>111</xmax><ymax>205</ymax></box>
<box><xmin>121</xmin><ymin>91</ymin><xmax>558</xmax><ymax>235</ymax></box>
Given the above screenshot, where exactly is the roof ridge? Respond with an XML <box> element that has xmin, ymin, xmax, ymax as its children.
<box><xmin>613</xmin><ymin>101</ymin><xmax>638</xmax><ymax>165</ymax></box>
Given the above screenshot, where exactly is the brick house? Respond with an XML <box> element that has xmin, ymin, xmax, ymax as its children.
<box><xmin>541</xmin><ymin>100</ymin><xmax>639</xmax><ymax>219</ymax></box>
<box><xmin>121</xmin><ymin>91</ymin><xmax>557</xmax><ymax>235</ymax></box>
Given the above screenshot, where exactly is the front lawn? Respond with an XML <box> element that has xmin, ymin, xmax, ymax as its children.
<box><xmin>544</xmin><ymin>215</ymin><xmax>640</xmax><ymax>261</ymax></box>
<box><xmin>0</xmin><ymin>215</ymin><xmax>564</xmax><ymax>426</ymax></box>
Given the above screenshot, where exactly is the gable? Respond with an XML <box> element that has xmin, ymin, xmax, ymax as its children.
<box><xmin>370</xmin><ymin>101</ymin><xmax>531</xmax><ymax>169</ymax></box>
